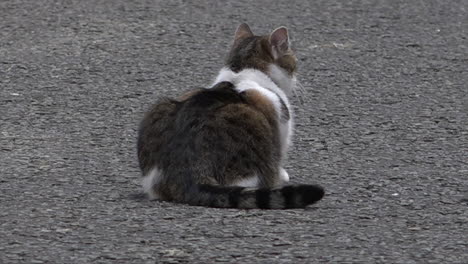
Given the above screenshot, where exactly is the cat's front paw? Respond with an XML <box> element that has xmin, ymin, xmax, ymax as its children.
<box><xmin>279</xmin><ymin>168</ymin><xmax>290</xmax><ymax>183</ymax></box>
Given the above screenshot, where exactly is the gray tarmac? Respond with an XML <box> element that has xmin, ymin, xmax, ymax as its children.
<box><xmin>1</xmin><ymin>0</ymin><xmax>467</xmax><ymax>263</ymax></box>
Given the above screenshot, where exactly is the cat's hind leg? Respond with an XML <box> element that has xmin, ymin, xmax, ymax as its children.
<box><xmin>231</xmin><ymin>175</ymin><xmax>260</xmax><ymax>188</ymax></box>
<box><xmin>141</xmin><ymin>167</ymin><xmax>163</xmax><ymax>200</ymax></box>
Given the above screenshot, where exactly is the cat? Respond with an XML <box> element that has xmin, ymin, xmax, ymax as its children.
<box><xmin>137</xmin><ymin>23</ymin><xmax>324</xmax><ymax>209</ymax></box>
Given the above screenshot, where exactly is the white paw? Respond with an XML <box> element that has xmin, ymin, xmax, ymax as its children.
<box><xmin>279</xmin><ymin>168</ymin><xmax>290</xmax><ymax>183</ymax></box>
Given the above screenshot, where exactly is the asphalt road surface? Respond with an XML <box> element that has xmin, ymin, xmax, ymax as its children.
<box><xmin>1</xmin><ymin>0</ymin><xmax>467</xmax><ymax>263</ymax></box>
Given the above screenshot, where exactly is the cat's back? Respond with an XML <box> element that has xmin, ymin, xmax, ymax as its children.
<box><xmin>172</xmin><ymin>81</ymin><xmax>278</xmax><ymax>146</ymax></box>
<box><xmin>137</xmin><ymin>81</ymin><xmax>279</xmax><ymax>173</ymax></box>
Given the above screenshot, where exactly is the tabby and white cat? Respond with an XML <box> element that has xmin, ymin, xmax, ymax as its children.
<box><xmin>137</xmin><ymin>23</ymin><xmax>324</xmax><ymax>209</ymax></box>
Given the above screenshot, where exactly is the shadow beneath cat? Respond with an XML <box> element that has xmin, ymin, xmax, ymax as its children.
<box><xmin>128</xmin><ymin>192</ymin><xmax>147</xmax><ymax>201</ymax></box>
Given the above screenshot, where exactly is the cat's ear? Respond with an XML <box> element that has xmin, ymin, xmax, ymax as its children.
<box><xmin>234</xmin><ymin>23</ymin><xmax>254</xmax><ymax>44</ymax></box>
<box><xmin>269</xmin><ymin>27</ymin><xmax>290</xmax><ymax>59</ymax></box>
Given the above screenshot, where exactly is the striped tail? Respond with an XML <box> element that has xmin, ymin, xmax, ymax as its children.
<box><xmin>184</xmin><ymin>184</ymin><xmax>325</xmax><ymax>209</ymax></box>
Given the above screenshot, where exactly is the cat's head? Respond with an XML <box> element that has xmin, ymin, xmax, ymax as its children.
<box><xmin>226</xmin><ymin>23</ymin><xmax>297</xmax><ymax>94</ymax></box>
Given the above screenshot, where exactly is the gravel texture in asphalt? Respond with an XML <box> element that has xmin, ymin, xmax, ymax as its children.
<box><xmin>1</xmin><ymin>0</ymin><xmax>467</xmax><ymax>263</ymax></box>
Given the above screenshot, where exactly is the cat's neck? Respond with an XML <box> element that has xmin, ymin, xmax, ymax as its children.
<box><xmin>212</xmin><ymin>67</ymin><xmax>291</xmax><ymax>104</ymax></box>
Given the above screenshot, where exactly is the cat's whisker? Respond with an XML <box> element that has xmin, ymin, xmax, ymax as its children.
<box><xmin>292</xmin><ymin>79</ymin><xmax>307</xmax><ymax>105</ymax></box>
<box><xmin>292</xmin><ymin>86</ymin><xmax>304</xmax><ymax>106</ymax></box>
<box><xmin>291</xmin><ymin>87</ymin><xmax>302</xmax><ymax>105</ymax></box>
<box><xmin>297</xmin><ymin>79</ymin><xmax>306</xmax><ymax>94</ymax></box>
